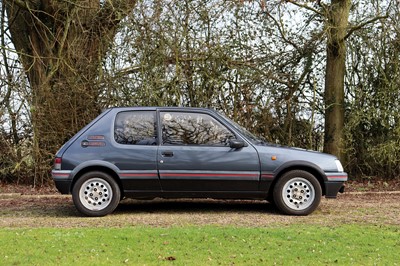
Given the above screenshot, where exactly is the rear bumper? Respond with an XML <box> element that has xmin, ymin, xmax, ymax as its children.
<box><xmin>52</xmin><ymin>170</ymin><xmax>72</xmax><ymax>194</ymax></box>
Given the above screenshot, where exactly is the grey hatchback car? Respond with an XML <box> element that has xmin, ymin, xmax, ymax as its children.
<box><xmin>52</xmin><ymin>107</ymin><xmax>347</xmax><ymax>216</ymax></box>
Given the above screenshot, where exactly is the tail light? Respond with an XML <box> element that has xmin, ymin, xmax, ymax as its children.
<box><xmin>54</xmin><ymin>157</ymin><xmax>62</xmax><ymax>170</ymax></box>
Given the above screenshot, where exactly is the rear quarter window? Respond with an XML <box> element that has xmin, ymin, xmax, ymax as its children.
<box><xmin>114</xmin><ymin>111</ymin><xmax>157</xmax><ymax>145</ymax></box>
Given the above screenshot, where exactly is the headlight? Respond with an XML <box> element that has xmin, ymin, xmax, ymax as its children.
<box><xmin>335</xmin><ymin>160</ymin><xmax>344</xmax><ymax>172</ymax></box>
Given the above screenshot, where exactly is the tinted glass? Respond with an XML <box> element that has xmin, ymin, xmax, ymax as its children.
<box><xmin>114</xmin><ymin>111</ymin><xmax>157</xmax><ymax>145</ymax></box>
<box><xmin>161</xmin><ymin>112</ymin><xmax>235</xmax><ymax>146</ymax></box>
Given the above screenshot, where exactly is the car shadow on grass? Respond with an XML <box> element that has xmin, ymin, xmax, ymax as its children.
<box><xmin>115</xmin><ymin>198</ymin><xmax>278</xmax><ymax>215</ymax></box>
<box><xmin>1</xmin><ymin>197</ymin><xmax>279</xmax><ymax>220</ymax></box>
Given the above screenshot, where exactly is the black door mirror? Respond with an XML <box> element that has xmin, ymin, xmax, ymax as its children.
<box><xmin>229</xmin><ymin>139</ymin><xmax>246</xmax><ymax>149</ymax></box>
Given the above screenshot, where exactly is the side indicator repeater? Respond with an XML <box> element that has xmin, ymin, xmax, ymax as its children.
<box><xmin>271</xmin><ymin>156</ymin><xmax>277</xmax><ymax>161</ymax></box>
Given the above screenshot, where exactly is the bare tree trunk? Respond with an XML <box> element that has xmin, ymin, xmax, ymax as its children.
<box><xmin>323</xmin><ymin>0</ymin><xmax>351</xmax><ymax>161</ymax></box>
<box><xmin>5</xmin><ymin>0</ymin><xmax>136</xmax><ymax>184</ymax></box>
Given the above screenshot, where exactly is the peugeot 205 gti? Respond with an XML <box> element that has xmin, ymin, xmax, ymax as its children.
<box><xmin>52</xmin><ymin>107</ymin><xmax>347</xmax><ymax>216</ymax></box>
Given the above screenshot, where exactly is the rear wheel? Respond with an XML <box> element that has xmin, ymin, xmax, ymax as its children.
<box><xmin>273</xmin><ymin>170</ymin><xmax>321</xmax><ymax>216</ymax></box>
<box><xmin>72</xmin><ymin>171</ymin><xmax>120</xmax><ymax>217</ymax></box>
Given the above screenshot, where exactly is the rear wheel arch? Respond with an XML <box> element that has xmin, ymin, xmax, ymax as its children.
<box><xmin>70</xmin><ymin>166</ymin><xmax>123</xmax><ymax>198</ymax></box>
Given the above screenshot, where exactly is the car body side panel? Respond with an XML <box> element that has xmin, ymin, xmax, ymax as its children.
<box><xmin>255</xmin><ymin>145</ymin><xmax>347</xmax><ymax>197</ymax></box>
<box><xmin>156</xmin><ymin>108</ymin><xmax>261</xmax><ymax>192</ymax></box>
<box><xmin>109</xmin><ymin>145</ymin><xmax>160</xmax><ymax>191</ymax></box>
<box><xmin>256</xmin><ymin>146</ymin><xmax>339</xmax><ymax>174</ymax></box>
<box><xmin>55</xmin><ymin>109</ymin><xmax>113</xmax><ymax>159</ymax></box>
<box><xmin>157</xmin><ymin>145</ymin><xmax>260</xmax><ymax>191</ymax></box>
<box><xmin>59</xmin><ymin>108</ymin><xmax>161</xmax><ymax>192</ymax></box>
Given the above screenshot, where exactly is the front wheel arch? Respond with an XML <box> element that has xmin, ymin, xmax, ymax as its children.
<box><xmin>268</xmin><ymin>166</ymin><xmax>326</xmax><ymax>197</ymax></box>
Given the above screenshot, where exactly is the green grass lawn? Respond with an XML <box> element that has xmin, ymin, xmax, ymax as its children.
<box><xmin>1</xmin><ymin>225</ymin><xmax>398</xmax><ymax>265</ymax></box>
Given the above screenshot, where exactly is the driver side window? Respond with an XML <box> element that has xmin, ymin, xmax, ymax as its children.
<box><xmin>161</xmin><ymin>112</ymin><xmax>235</xmax><ymax>146</ymax></box>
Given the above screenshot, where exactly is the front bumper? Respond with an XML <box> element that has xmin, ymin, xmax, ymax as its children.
<box><xmin>324</xmin><ymin>172</ymin><xmax>347</xmax><ymax>198</ymax></box>
<box><xmin>325</xmin><ymin>181</ymin><xmax>345</xmax><ymax>198</ymax></box>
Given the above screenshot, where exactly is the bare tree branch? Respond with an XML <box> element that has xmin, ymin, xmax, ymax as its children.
<box><xmin>264</xmin><ymin>11</ymin><xmax>300</xmax><ymax>52</ymax></box>
<box><xmin>284</xmin><ymin>0</ymin><xmax>324</xmax><ymax>17</ymax></box>
<box><xmin>4</xmin><ymin>0</ymin><xmax>39</xmax><ymax>10</ymax></box>
<box><xmin>345</xmin><ymin>15</ymin><xmax>389</xmax><ymax>40</ymax></box>
<box><xmin>98</xmin><ymin>0</ymin><xmax>137</xmax><ymax>28</ymax></box>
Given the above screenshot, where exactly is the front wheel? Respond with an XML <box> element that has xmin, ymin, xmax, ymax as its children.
<box><xmin>273</xmin><ymin>170</ymin><xmax>322</xmax><ymax>216</ymax></box>
<box><xmin>72</xmin><ymin>171</ymin><xmax>121</xmax><ymax>217</ymax></box>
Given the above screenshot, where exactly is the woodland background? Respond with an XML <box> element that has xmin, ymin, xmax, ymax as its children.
<box><xmin>0</xmin><ymin>0</ymin><xmax>399</xmax><ymax>186</ymax></box>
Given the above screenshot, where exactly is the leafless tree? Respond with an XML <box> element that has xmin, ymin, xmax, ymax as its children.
<box><xmin>4</xmin><ymin>0</ymin><xmax>136</xmax><ymax>184</ymax></box>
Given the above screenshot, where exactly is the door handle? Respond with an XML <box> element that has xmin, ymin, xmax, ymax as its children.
<box><xmin>161</xmin><ymin>151</ymin><xmax>174</xmax><ymax>157</ymax></box>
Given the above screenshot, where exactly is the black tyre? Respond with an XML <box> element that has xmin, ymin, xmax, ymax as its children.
<box><xmin>72</xmin><ymin>171</ymin><xmax>121</xmax><ymax>217</ymax></box>
<box><xmin>273</xmin><ymin>170</ymin><xmax>322</xmax><ymax>216</ymax></box>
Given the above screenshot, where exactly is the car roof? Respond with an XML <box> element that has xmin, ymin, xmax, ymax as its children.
<box><xmin>107</xmin><ymin>106</ymin><xmax>217</xmax><ymax>113</ymax></box>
